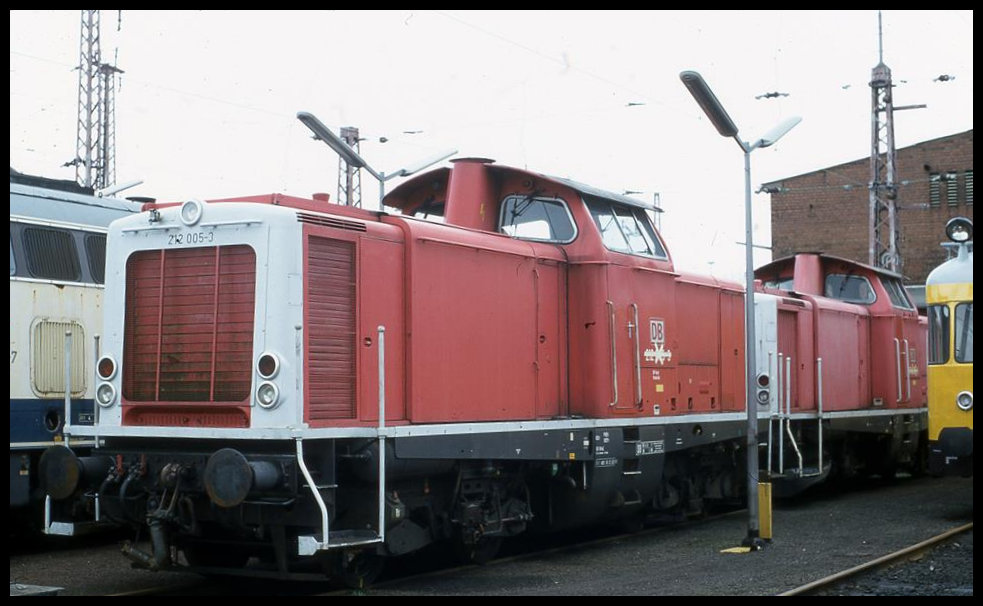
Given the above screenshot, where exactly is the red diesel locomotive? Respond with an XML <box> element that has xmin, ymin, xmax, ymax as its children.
<box><xmin>40</xmin><ymin>157</ymin><xmax>926</xmax><ymax>586</ymax></box>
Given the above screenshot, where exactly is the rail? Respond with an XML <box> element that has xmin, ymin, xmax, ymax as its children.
<box><xmin>779</xmin><ymin>522</ymin><xmax>974</xmax><ymax>595</ymax></box>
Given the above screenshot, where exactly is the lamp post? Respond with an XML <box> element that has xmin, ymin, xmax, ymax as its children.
<box><xmin>679</xmin><ymin>71</ymin><xmax>800</xmax><ymax>549</ymax></box>
<box><xmin>297</xmin><ymin>111</ymin><xmax>457</xmax><ymax>207</ymax></box>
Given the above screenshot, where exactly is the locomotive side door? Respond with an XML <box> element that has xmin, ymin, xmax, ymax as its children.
<box><xmin>605</xmin><ymin>264</ymin><xmax>650</xmax><ymax>412</ymax></box>
<box><xmin>603</xmin><ymin>264</ymin><xmax>676</xmax><ymax>414</ymax></box>
<box><xmin>894</xmin><ymin>312</ymin><xmax>924</xmax><ymax>406</ymax></box>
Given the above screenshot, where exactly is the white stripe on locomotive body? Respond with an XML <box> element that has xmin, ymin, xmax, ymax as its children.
<box><xmin>97</xmin><ymin>200</ymin><xmax>306</xmax><ymax>430</ymax></box>
<box><xmin>73</xmin><ymin>404</ymin><xmax>925</xmax><ymax>441</ymax></box>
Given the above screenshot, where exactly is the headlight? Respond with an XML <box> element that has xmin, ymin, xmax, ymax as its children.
<box><xmin>97</xmin><ymin>355</ymin><xmax>117</xmax><ymax>380</ymax></box>
<box><xmin>180</xmin><ymin>199</ymin><xmax>204</xmax><ymax>226</ymax></box>
<box><xmin>96</xmin><ymin>382</ymin><xmax>117</xmax><ymax>408</ymax></box>
<box><xmin>257</xmin><ymin>352</ymin><xmax>280</xmax><ymax>379</ymax></box>
<box><xmin>256</xmin><ymin>381</ymin><xmax>280</xmax><ymax>409</ymax></box>
<box><xmin>755</xmin><ymin>373</ymin><xmax>770</xmax><ymax>405</ymax></box>
<box><xmin>944</xmin><ymin>217</ymin><xmax>973</xmax><ymax>243</ymax></box>
<box><xmin>956</xmin><ymin>391</ymin><xmax>973</xmax><ymax>411</ymax></box>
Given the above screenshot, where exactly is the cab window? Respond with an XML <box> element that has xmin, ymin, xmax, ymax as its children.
<box><xmin>883</xmin><ymin>277</ymin><xmax>914</xmax><ymax>309</ymax></box>
<box><xmin>927</xmin><ymin>304</ymin><xmax>949</xmax><ymax>365</ymax></box>
<box><xmin>586</xmin><ymin>197</ymin><xmax>667</xmax><ymax>259</ymax></box>
<box><xmin>499</xmin><ymin>195</ymin><xmax>576</xmax><ymax>243</ymax></box>
<box><xmin>824</xmin><ymin>274</ymin><xmax>875</xmax><ymax>304</ymax></box>
<box><xmin>954</xmin><ymin>302</ymin><xmax>973</xmax><ymax>363</ymax></box>
<box><xmin>410</xmin><ymin>200</ymin><xmax>446</xmax><ymax>224</ymax></box>
<box><xmin>763</xmin><ymin>276</ymin><xmax>794</xmax><ymax>291</ymax></box>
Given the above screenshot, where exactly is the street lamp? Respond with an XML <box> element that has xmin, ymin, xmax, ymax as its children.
<box><xmin>679</xmin><ymin>70</ymin><xmax>800</xmax><ymax>549</ymax></box>
<box><xmin>297</xmin><ymin>111</ymin><xmax>457</xmax><ymax>207</ymax></box>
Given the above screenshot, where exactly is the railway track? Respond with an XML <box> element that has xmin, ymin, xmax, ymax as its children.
<box><xmin>780</xmin><ymin>523</ymin><xmax>974</xmax><ymax>596</ymax></box>
<box><xmin>107</xmin><ymin>509</ymin><xmax>739</xmax><ymax>596</ymax></box>
<box><xmin>12</xmin><ymin>475</ymin><xmax>972</xmax><ymax>596</ymax></box>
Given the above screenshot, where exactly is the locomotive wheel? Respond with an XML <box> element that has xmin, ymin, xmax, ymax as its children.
<box><xmin>182</xmin><ymin>542</ymin><xmax>250</xmax><ymax>569</ymax></box>
<box><xmin>327</xmin><ymin>551</ymin><xmax>385</xmax><ymax>589</ymax></box>
<box><xmin>454</xmin><ymin>534</ymin><xmax>503</xmax><ymax>565</ymax></box>
<box><xmin>617</xmin><ymin>513</ymin><xmax>646</xmax><ymax>534</ymax></box>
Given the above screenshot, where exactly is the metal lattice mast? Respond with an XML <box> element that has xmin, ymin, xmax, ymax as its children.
<box><xmin>97</xmin><ymin>60</ymin><xmax>123</xmax><ymax>189</ymax></box>
<box><xmin>337</xmin><ymin>127</ymin><xmax>363</xmax><ymax>207</ymax></box>
<box><xmin>868</xmin><ymin>12</ymin><xmax>900</xmax><ymax>272</ymax></box>
<box><xmin>69</xmin><ymin>10</ymin><xmax>122</xmax><ymax>190</ymax></box>
<box><xmin>71</xmin><ymin>10</ymin><xmax>101</xmax><ymax>189</ymax></box>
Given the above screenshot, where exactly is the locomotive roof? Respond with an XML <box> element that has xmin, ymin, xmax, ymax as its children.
<box><xmin>756</xmin><ymin>252</ymin><xmax>907</xmax><ymax>281</ymax></box>
<box><xmin>384</xmin><ymin>161</ymin><xmax>660</xmax><ymax>212</ymax></box>
<box><xmin>10</xmin><ymin>181</ymin><xmax>144</xmax><ymax>227</ymax></box>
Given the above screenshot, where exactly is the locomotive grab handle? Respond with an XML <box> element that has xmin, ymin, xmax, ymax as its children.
<box><xmin>894</xmin><ymin>338</ymin><xmax>902</xmax><ymax>403</ymax></box>
<box><xmin>377</xmin><ymin>326</ymin><xmax>386</xmax><ymax>543</ymax></box>
<box><xmin>817</xmin><ymin>357</ymin><xmax>824</xmax><ymax>477</ymax></box>
<box><xmin>775</xmin><ymin>353</ymin><xmax>785</xmax><ymax>474</ymax></box>
<box><xmin>903</xmin><ymin>339</ymin><xmax>911</xmax><ymax>402</ymax></box>
<box><xmin>631</xmin><ymin>303</ymin><xmax>642</xmax><ymax>406</ymax></box>
<box><xmin>607</xmin><ymin>301</ymin><xmax>618</xmax><ymax>407</ymax></box>
<box><xmin>63</xmin><ymin>330</ymin><xmax>72</xmax><ymax>449</ymax></box>
<box><xmin>296</xmin><ymin>439</ymin><xmax>330</xmax><ymax>548</ymax></box>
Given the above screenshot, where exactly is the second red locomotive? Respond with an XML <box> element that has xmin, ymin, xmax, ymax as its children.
<box><xmin>41</xmin><ymin>156</ymin><xmax>926</xmax><ymax>586</ymax></box>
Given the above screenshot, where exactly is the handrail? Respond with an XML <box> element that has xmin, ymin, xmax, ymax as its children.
<box><xmin>64</xmin><ymin>330</ymin><xmax>72</xmax><ymax>449</ymax></box>
<box><xmin>377</xmin><ymin>326</ymin><xmax>387</xmax><ymax>543</ymax></box>
<box><xmin>777</xmin><ymin>353</ymin><xmax>784</xmax><ymax>474</ymax></box>
<box><xmin>296</xmin><ymin>439</ymin><xmax>329</xmax><ymax>547</ymax></box>
<box><xmin>767</xmin><ymin>351</ymin><xmax>774</xmax><ymax>475</ymax></box>
<box><xmin>784</xmin><ymin>356</ymin><xmax>804</xmax><ymax>474</ymax></box>
<box><xmin>894</xmin><ymin>338</ymin><xmax>902</xmax><ymax>403</ymax></box>
<box><xmin>903</xmin><ymin>338</ymin><xmax>911</xmax><ymax>402</ymax></box>
<box><xmin>607</xmin><ymin>301</ymin><xmax>618</xmax><ymax>407</ymax></box>
<box><xmin>817</xmin><ymin>357</ymin><xmax>824</xmax><ymax>476</ymax></box>
<box><xmin>630</xmin><ymin>303</ymin><xmax>642</xmax><ymax>406</ymax></box>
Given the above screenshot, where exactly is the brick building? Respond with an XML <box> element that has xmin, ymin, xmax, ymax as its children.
<box><xmin>764</xmin><ymin>129</ymin><xmax>973</xmax><ymax>287</ymax></box>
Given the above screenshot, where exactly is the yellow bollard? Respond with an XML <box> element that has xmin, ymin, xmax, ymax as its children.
<box><xmin>758</xmin><ymin>481</ymin><xmax>773</xmax><ymax>540</ymax></box>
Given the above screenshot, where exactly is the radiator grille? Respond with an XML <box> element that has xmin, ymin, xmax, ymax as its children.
<box><xmin>306</xmin><ymin>237</ymin><xmax>356</xmax><ymax>420</ymax></box>
<box><xmin>296</xmin><ymin>212</ymin><xmax>367</xmax><ymax>232</ymax></box>
<box><xmin>32</xmin><ymin>320</ymin><xmax>86</xmax><ymax>397</ymax></box>
<box><xmin>122</xmin><ymin>245</ymin><xmax>256</xmax><ymax>408</ymax></box>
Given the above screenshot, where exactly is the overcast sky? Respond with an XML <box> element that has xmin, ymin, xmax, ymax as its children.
<box><xmin>9</xmin><ymin>10</ymin><xmax>974</xmax><ymax>281</ymax></box>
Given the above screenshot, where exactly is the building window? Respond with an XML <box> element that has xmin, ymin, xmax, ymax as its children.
<box><xmin>929</xmin><ymin>173</ymin><xmax>941</xmax><ymax>207</ymax></box>
<box><xmin>945</xmin><ymin>171</ymin><xmax>959</xmax><ymax>207</ymax></box>
<box><xmin>966</xmin><ymin>170</ymin><xmax>973</xmax><ymax>206</ymax></box>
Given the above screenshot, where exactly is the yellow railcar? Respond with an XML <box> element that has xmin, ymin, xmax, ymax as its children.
<box><xmin>926</xmin><ymin>217</ymin><xmax>973</xmax><ymax>477</ymax></box>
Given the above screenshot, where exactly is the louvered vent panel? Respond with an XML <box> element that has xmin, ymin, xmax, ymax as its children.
<box><xmin>122</xmin><ymin>246</ymin><xmax>256</xmax><ymax>408</ymax></box>
<box><xmin>306</xmin><ymin>237</ymin><xmax>356</xmax><ymax>420</ymax></box>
